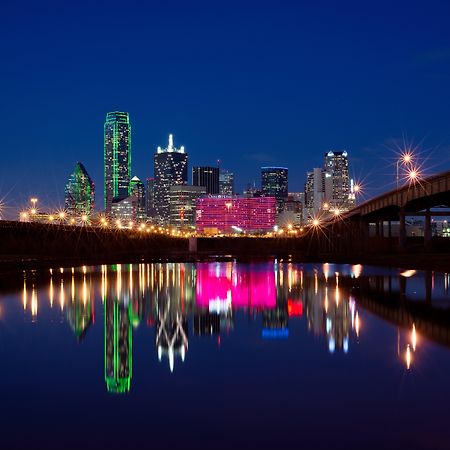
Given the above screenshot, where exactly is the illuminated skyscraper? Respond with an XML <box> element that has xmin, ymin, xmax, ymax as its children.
<box><xmin>219</xmin><ymin>169</ymin><xmax>234</xmax><ymax>196</ymax></box>
<box><xmin>261</xmin><ymin>167</ymin><xmax>288</xmax><ymax>199</ymax></box>
<box><xmin>304</xmin><ymin>168</ymin><xmax>326</xmax><ymax>221</ymax></box>
<box><xmin>146</xmin><ymin>177</ymin><xmax>155</xmax><ymax>219</ymax></box>
<box><xmin>324</xmin><ymin>150</ymin><xmax>351</xmax><ymax>211</ymax></box>
<box><xmin>64</xmin><ymin>162</ymin><xmax>95</xmax><ymax>217</ymax></box>
<box><xmin>104</xmin><ymin>112</ymin><xmax>131</xmax><ymax>213</ymax></box>
<box><xmin>261</xmin><ymin>167</ymin><xmax>288</xmax><ymax>214</ymax></box>
<box><xmin>153</xmin><ymin>134</ymin><xmax>188</xmax><ymax>224</ymax></box>
<box><xmin>130</xmin><ymin>176</ymin><xmax>146</xmax><ymax>221</ymax></box>
<box><xmin>192</xmin><ymin>166</ymin><xmax>219</xmax><ymax>195</ymax></box>
<box><xmin>169</xmin><ymin>185</ymin><xmax>206</xmax><ymax>228</ymax></box>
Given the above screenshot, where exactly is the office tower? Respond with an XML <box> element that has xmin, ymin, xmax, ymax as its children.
<box><xmin>261</xmin><ymin>167</ymin><xmax>288</xmax><ymax>199</ymax></box>
<box><xmin>192</xmin><ymin>166</ymin><xmax>219</xmax><ymax>195</ymax></box>
<box><xmin>169</xmin><ymin>185</ymin><xmax>206</xmax><ymax>228</ymax></box>
<box><xmin>261</xmin><ymin>167</ymin><xmax>288</xmax><ymax>213</ymax></box>
<box><xmin>153</xmin><ymin>134</ymin><xmax>188</xmax><ymax>224</ymax></box>
<box><xmin>219</xmin><ymin>169</ymin><xmax>234</xmax><ymax>196</ymax></box>
<box><xmin>324</xmin><ymin>150</ymin><xmax>351</xmax><ymax>211</ymax></box>
<box><xmin>277</xmin><ymin>193</ymin><xmax>303</xmax><ymax>227</ymax></box>
<box><xmin>146</xmin><ymin>177</ymin><xmax>155</xmax><ymax>219</ymax></box>
<box><xmin>130</xmin><ymin>176</ymin><xmax>146</xmax><ymax>221</ymax></box>
<box><xmin>111</xmin><ymin>196</ymin><xmax>136</xmax><ymax>223</ymax></box>
<box><xmin>64</xmin><ymin>162</ymin><xmax>95</xmax><ymax>217</ymax></box>
<box><xmin>304</xmin><ymin>168</ymin><xmax>327</xmax><ymax>221</ymax></box>
<box><xmin>104</xmin><ymin>112</ymin><xmax>131</xmax><ymax>213</ymax></box>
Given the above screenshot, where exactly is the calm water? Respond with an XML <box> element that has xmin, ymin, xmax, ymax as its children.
<box><xmin>1</xmin><ymin>261</ymin><xmax>450</xmax><ymax>449</ymax></box>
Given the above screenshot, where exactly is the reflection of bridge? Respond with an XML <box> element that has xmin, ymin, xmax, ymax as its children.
<box><xmin>343</xmin><ymin>273</ymin><xmax>450</xmax><ymax>348</ymax></box>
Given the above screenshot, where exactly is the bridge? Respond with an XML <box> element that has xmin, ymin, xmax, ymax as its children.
<box><xmin>320</xmin><ymin>169</ymin><xmax>450</xmax><ymax>254</ymax></box>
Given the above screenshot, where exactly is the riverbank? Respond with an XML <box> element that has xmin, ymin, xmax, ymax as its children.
<box><xmin>0</xmin><ymin>249</ymin><xmax>449</xmax><ymax>276</ymax></box>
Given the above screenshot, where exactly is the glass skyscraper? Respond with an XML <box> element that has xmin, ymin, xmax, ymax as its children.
<box><xmin>130</xmin><ymin>176</ymin><xmax>146</xmax><ymax>221</ymax></box>
<box><xmin>323</xmin><ymin>151</ymin><xmax>351</xmax><ymax>210</ymax></box>
<box><xmin>261</xmin><ymin>166</ymin><xmax>288</xmax><ymax>214</ymax></box>
<box><xmin>153</xmin><ymin>134</ymin><xmax>188</xmax><ymax>224</ymax></box>
<box><xmin>261</xmin><ymin>167</ymin><xmax>288</xmax><ymax>199</ymax></box>
<box><xmin>64</xmin><ymin>162</ymin><xmax>95</xmax><ymax>217</ymax></box>
<box><xmin>192</xmin><ymin>166</ymin><xmax>219</xmax><ymax>195</ymax></box>
<box><xmin>219</xmin><ymin>169</ymin><xmax>234</xmax><ymax>196</ymax></box>
<box><xmin>104</xmin><ymin>112</ymin><xmax>131</xmax><ymax>213</ymax></box>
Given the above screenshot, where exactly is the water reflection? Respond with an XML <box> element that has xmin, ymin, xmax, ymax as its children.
<box><xmin>17</xmin><ymin>261</ymin><xmax>450</xmax><ymax>393</ymax></box>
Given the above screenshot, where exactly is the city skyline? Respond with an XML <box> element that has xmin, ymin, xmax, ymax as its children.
<box><xmin>2</xmin><ymin>1</ymin><xmax>450</xmax><ymax>214</ymax></box>
<box><xmin>3</xmin><ymin>2</ymin><xmax>450</xmax><ymax>449</ymax></box>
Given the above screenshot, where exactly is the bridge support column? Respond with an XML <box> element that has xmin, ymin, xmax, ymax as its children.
<box><xmin>379</xmin><ymin>220</ymin><xmax>384</xmax><ymax>237</ymax></box>
<box><xmin>359</xmin><ymin>219</ymin><xmax>369</xmax><ymax>253</ymax></box>
<box><xmin>189</xmin><ymin>237</ymin><xmax>197</xmax><ymax>253</ymax></box>
<box><xmin>425</xmin><ymin>270</ymin><xmax>432</xmax><ymax>306</ymax></box>
<box><xmin>399</xmin><ymin>209</ymin><xmax>406</xmax><ymax>250</ymax></box>
<box><xmin>424</xmin><ymin>209</ymin><xmax>432</xmax><ymax>250</ymax></box>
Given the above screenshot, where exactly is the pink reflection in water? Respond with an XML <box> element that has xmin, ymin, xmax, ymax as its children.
<box><xmin>196</xmin><ymin>263</ymin><xmax>276</xmax><ymax>309</ymax></box>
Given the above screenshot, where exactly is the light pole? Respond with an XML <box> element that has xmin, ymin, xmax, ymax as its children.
<box><xmin>396</xmin><ymin>152</ymin><xmax>412</xmax><ymax>190</ymax></box>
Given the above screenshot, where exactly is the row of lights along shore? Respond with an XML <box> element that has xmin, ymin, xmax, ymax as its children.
<box><xmin>18</xmin><ymin>148</ymin><xmax>422</xmax><ymax>235</ymax></box>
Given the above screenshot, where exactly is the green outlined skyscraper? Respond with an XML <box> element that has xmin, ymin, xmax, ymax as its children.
<box><xmin>104</xmin><ymin>112</ymin><xmax>131</xmax><ymax>213</ymax></box>
<box><xmin>64</xmin><ymin>162</ymin><xmax>95</xmax><ymax>217</ymax></box>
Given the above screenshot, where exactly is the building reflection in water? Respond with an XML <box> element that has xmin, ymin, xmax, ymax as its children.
<box><xmin>104</xmin><ymin>264</ymin><xmax>132</xmax><ymax>394</ymax></box>
<box><xmin>18</xmin><ymin>261</ymin><xmax>450</xmax><ymax>392</ymax></box>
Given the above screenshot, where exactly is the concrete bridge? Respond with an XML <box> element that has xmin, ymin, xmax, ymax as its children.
<box><xmin>320</xmin><ymin>169</ymin><xmax>450</xmax><ymax>254</ymax></box>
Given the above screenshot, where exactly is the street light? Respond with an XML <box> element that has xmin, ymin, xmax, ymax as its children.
<box><xmin>407</xmin><ymin>168</ymin><xmax>419</xmax><ymax>184</ymax></box>
<box><xmin>396</xmin><ymin>151</ymin><xmax>413</xmax><ymax>189</ymax></box>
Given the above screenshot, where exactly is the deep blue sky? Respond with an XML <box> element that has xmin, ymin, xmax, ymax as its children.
<box><xmin>1</xmin><ymin>0</ymin><xmax>450</xmax><ymax>215</ymax></box>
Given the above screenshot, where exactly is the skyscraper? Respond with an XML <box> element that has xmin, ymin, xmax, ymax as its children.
<box><xmin>146</xmin><ymin>177</ymin><xmax>155</xmax><ymax>219</ymax></box>
<box><xmin>261</xmin><ymin>167</ymin><xmax>288</xmax><ymax>213</ymax></box>
<box><xmin>169</xmin><ymin>185</ymin><xmax>206</xmax><ymax>228</ymax></box>
<box><xmin>261</xmin><ymin>167</ymin><xmax>288</xmax><ymax>199</ymax></box>
<box><xmin>323</xmin><ymin>151</ymin><xmax>351</xmax><ymax>211</ymax></box>
<box><xmin>130</xmin><ymin>176</ymin><xmax>146</xmax><ymax>221</ymax></box>
<box><xmin>219</xmin><ymin>169</ymin><xmax>234</xmax><ymax>196</ymax></box>
<box><xmin>304</xmin><ymin>168</ymin><xmax>326</xmax><ymax>221</ymax></box>
<box><xmin>192</xmin><ymin>166</ymin><xmax>219</xmax><ymax>195</ymax></box>
<box><xmin>64</xmin><ymin>162</ymin><xmax>95</xmax><ymax>217</ymax></box>
<box><xmin>153</xmin><ymin>134</ymin><xmax>188</xmax><ymax>224</ymax></box>
<box><xmin>104</xmin><ymin>112</ymin><xmax>131</xmax><ymax>213</ymax></box>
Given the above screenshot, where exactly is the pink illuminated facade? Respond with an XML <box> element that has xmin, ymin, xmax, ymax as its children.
<box><xmin>195</xmin><ymin>196</ymin><xmax>276</xmax><ymax>233</ymax></box>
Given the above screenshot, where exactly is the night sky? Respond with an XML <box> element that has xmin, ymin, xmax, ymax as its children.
<box><xmin>2</xmin><ymin>0</ymin><xmax>450</xmax><ymax>216</ymax></box>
